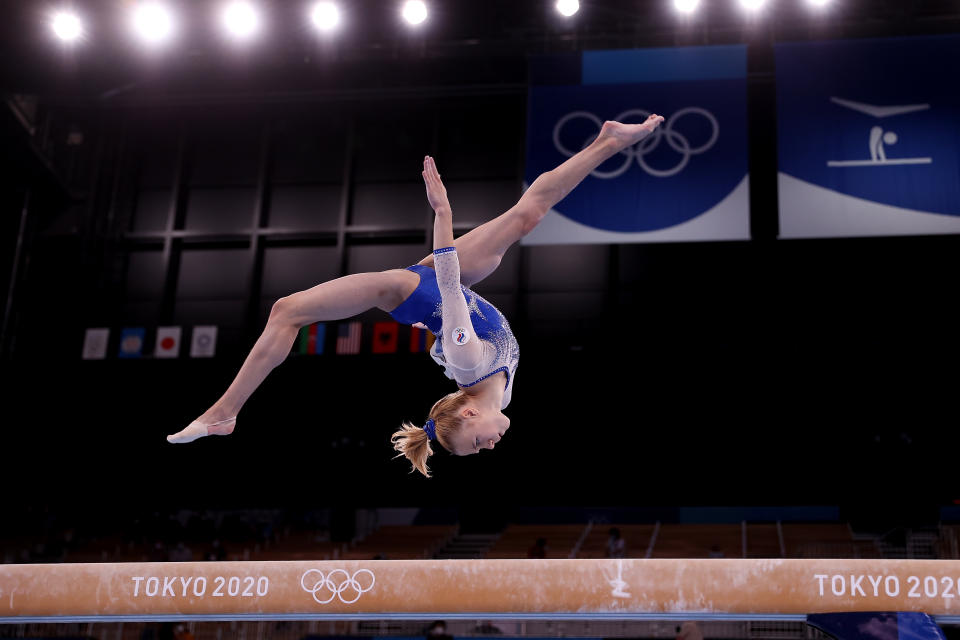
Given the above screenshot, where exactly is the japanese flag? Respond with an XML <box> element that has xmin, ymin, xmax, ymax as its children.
<box><xmin>155</xmin><ymin>326</ymin><xmax>182</xmax><ymax>358</ymax></box>
<box><xmin>190</xmin><ymin>325</ymin><xmax>218</xmax><ymax>358</ymax></box>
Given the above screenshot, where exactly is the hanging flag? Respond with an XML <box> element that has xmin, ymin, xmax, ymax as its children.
<box><xmin>409</xmin><ymin>325</ymin><xmax>436</xmax><ymax>353</ymax></box>
<box><xmin>190</xmin><ymin>325</ymin><xmax>218</xmax><ymax>358</ymax></box>
<box><xmin>118</xmin><ymin>327</ymin><xmax>145</xmax><ymax>359</ymax></box>
<box><xmin>296</xmin><ymin>323</ymin><xmax>326</xmax><ymax>355</ymax></box>
<box><xmin>155</xmin><ymin>326</ymin><xmax>182</xmax><ymax>358</ymax></box>
<box><xmin>336</xmin><ymin>321</ymin><xmax>362</xmax><ymax>354</ymax></box>
<box><xmin>372</xmin><ymin>321</ymin><xmax>399</xmax><ymax>354</ymax></box>
<box><xmin>82</xmin><ymin>328</ymin><xmax>109</xmax><ymax>360</ymax></box>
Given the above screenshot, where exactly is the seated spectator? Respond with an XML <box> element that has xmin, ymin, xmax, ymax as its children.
<box><xmin>205</xmin><ymin>539</ymin><xmax>227</xmax><ymax>562</ymax></box>
<box><xmin>605</xmin><ymin>528</ymin><xmax>626</xmax><ymax>559</ymax></box>
<box><xmin>173</xmin><ymin>624</ymin><xmax>195</xmax><ymax>640</ymax></box>
<box><xmin>168</xmin><ymin>541</ymin><xmax>193</xmax><ymax>563</ymax></box>
<box><xmin>676</xmin><ymin>621</ymin><xmax>703</xmax><ymax>640</ymax></box>
<box><xmin>426</xmin><ymin>620</ymin><xmax>454</xmax><ymax>640</ymax></box>
<box><xmin>475</xmin><ymin>621</ymin><xmax>503</xmax><ymax>635</ymax></box>
<box><xmin>527</xmin><ymin>537</ymin><xmax>547</xmax><ymax>559</ymax></box>
<box><xmin>148</xmin><ymin>541</ymin><xmax>168</xmax><ymax>563</ymax></box>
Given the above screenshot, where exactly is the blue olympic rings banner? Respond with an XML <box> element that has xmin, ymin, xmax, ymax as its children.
<box><xmin>777</xmin><ymin>36</ymin><xmax>960</xmax><ymax>238</ymax></box>
<box><xmin>522</xmin><ymin>46</ymin><xmax>750</xmax><ymax>245</ymax></box>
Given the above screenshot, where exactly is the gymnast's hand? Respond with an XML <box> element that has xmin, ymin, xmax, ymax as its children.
<box><xmin>422</xmin><ymin>156</ymin><xmax>451</xmax><ymax>214</ymax></box>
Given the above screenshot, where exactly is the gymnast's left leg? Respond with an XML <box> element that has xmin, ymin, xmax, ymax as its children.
<box><xmin>419</xmin><ymin>116</ymin><xmax>664</xmax><ymax>287</ymax></box>
<box><xmin>166</xmin><ymin>269</ymin><xmax>417</xmax><ymax>443</ymax></box>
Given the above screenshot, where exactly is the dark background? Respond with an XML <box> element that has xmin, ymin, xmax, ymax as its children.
<box><xmin>1</xmin><ymin>0</ymin><xmax>958</xmax><ymax>527</ymax></box>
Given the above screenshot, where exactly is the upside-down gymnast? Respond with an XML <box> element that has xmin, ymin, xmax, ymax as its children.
<box><xmin>167</xmin><ymin>115</ymin><xmax>665</xmax><ymax>475</ymax></box>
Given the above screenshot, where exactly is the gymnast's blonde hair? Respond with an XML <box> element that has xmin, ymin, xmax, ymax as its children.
<box><xmin>391</xmin><ymin>390</ymin><xmax>469</xmax><ymax>477</ymax></box>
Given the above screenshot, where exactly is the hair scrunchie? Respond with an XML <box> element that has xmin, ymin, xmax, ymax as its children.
<box><xmin>423</xmin><ymin>418</ymin><xmax>437</xmax><ymax>441</ymax></box>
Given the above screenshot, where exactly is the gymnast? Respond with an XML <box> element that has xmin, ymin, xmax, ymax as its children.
<box><xmin>167</xmin><ymin>115</ymin><xmax>665</xmax><ymax>475</ymax></box>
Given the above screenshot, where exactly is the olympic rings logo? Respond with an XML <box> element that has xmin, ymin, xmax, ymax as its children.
<box><xmin>300</xmin><ymin>568</ymin><xmax>376</xmax><ymax>605</ymax></box>
<box><xmin>552</xmin><ymin>108</ymin><xmax>719</xmax><ymax>178</ymax></box>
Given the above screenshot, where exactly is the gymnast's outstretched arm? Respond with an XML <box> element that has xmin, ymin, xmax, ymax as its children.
<box><xmin>422</xmin><ymin>155</ymin><xmax>483</xmax><ymax>371</ymax></box>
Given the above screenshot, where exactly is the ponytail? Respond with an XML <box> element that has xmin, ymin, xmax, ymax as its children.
<box><xmin>391</xmin><ymin>390</ymin><xmax>469</xmax><ymax>477</ymax></box>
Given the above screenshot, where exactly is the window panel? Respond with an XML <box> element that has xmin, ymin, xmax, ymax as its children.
<box><xmin>261</xmin><ymin>246</ymin><xmax>340</xmax><ymax>299</ymax></box>
<box><xmin>347</xmin><ymin>244</ymin><xmax>428</xmax><ymax>274</ymax></box>
<box><xmin>524</xmin><ymin>245</ymin><xmax>610</xmax><ymax>291</ymax></box>
<box><xmin>177</xmin><ymin>248</ymin><xmax>251</xmax><ymax>299</ymax></box>
<box><xmin>184</xmin><ymin>188</ymin><xmax>257</xmax><ymax>232</ymax></box>
<box><xmin>354</xmin><ymin>111</ymin><xmax>431</xmax><ymax>182</ymax></box>
<box><xmin>190</xmin><ymin>116</ymin><xmax>261</xmax><ymax>186</ymax></box>
<box><xmin>352</xmin><ymin>182</ymin><xmax>428</xmax><ymax>228</ymax></box>
<box><xmin>269</xmin><ymin>185</ymin><xmax>341</xmax><ymax>230</ymax></box>
<box><xmin>131</xmin><ymin>189</ymin><xmax>171</xmax><ymax>232</ymax></box>
<box><xmin>272</xmin><ymin>115</ymin><xmax>347</xmax><ymax>183</ymax></box>
<box><xmin>125</xmin><ymin>250</ymin><xmax>165</xmax><ymax>300</ymax></box>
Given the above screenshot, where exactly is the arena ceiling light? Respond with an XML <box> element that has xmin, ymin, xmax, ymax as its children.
<box><xmin>401</xmin><ymin>0</ymin><xmax>428</xmax><ymax>26</ymax></box>
<box><xmin>739</xmin><ymin>0</ymin><xmax>767</xmax><ymax>10</ymax></box>
<box><xmin>130</xmin><ymin>2</ymin><xmax>176</xmax><ymax>46</ymax></box>
<box><xmin>220</xmin><ymin>1</ymin><xmax>261</xmax><ymax>40</ymax></box>
<box><xmin>555</xmin><ymin>0</ymin><xmax>579</xmax><ymax>17</ymax></box>
<box><xmin>50</xmin><ymin>10</ymin><xmax>83</xmax><ymax>43</ymax></box>
<box><xmin>310</xmin><ymin>1</ymin><xmax>340</xmax><ymax>32</ymax></box>
<box><xmin>674</xmin><ymin>0</ymin><xmax>701</xmax><ymax>14</ymax></box>
<box><xmin>807</xmin><ymin>0</ymin><xmax>831</xmax><ymax>6</ymax></box>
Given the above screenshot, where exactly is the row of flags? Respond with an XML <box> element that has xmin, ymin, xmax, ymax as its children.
<box><xmin>82</xmin><ymin>326</ymin><xmax>218</xmax><ymax>360</ymax></box>
<box><xmin>294</xmin><ymin>321</ymin><xmax>435</xmax><ymax>356</ymax></box>
<box><xmin>82</xmin><ymin>322</ymin><xmax>436</xmax><ymax>360</ymax></box>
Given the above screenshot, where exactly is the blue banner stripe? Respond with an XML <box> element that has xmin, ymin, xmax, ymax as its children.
<box><xmin>582</xmin><ymin>45</ymin><xmax>747</xmax><ymax>85</ymax></box>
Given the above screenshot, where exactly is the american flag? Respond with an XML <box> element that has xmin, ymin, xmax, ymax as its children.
<box><xmin>336</xmin><ymin>321</ymin><xmax>362</xmax><ymax>354</ymax></box>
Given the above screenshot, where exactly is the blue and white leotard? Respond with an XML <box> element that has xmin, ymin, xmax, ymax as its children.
<box><xmin>389</xmin><ymin>247</ymin><xmax>519</xmax><ymax>409</ymax></box>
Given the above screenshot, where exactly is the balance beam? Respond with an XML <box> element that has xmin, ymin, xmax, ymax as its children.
<box><xmin>3</xmin><ymin>559</ymin><xmax>960</xmax><ymax>623</ymax></box>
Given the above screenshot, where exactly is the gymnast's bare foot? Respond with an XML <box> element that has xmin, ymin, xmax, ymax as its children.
<box><xmin>600</xmin><ymin>115</ymin><xmax>665</xmax><ymax>147</ymax></box>
<box><xmin>166</xmin><ymin>414</ymin><xmax>236</xmax><ymax>444</ymax></box>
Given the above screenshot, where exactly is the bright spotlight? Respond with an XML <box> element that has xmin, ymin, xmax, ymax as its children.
<box><xmin>221</xmin><ymin>1</ymin><xmax>260</xmax><ymax>39</ymax></box>
<box><xmin>674</xmin><ymin>0</ymin><xmax>701</xmax><ymax>13</ymax></box>
<box><xmin>402</xmin><ymin>0</ymin><xmax>427</xmax><ymax>26</ymax></box>
<box><xmin>556</xmin><ymin>0</ymin><xmax>579</xmax><ymax>17</ymax></box>
<box><xmin>131</xmin><ymin>2</ymin><xmax>175</xmax><ymax>45</ymax></box>
<box><xmin>310</xmin><ymin>1</ymin><xmax>340</xmax><ymax>32</ymax></box>
<box><xmin>51</xmin><ymin>11</ymin><xmax>83</xmax><ymax>42</ymax></box>
<box><xmin>807</xmin><ymin>0</ymin><xmax>831</xmax><ymax>6</ymax></box>
<box><xmin>740</xmin><ymin>0</ymin><xmax>767</xmax><ymax>9</ymax></box>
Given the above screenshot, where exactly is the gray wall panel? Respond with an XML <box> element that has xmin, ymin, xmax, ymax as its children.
<box><xmin>185</xmin><ymin>188</ymin><xmax>257</xmax><ymax>232</ymax></box>
<box><xmin>269</xmin><ymin>185</ymin><xmax>341</xmax><ymax>230</ymax></box>
<box><xmin>132</xmin><ymin>189</ymin><xmax>171</xmax><ymax>232</ymax></box>
<box><xmin>177</xmin><ymin>248</ymin><xmax>251</xmax><ymax>299</ymax></box>
<box><xmin>137</xmin><ymin>130</ymin><xmax>178</xmax><ymax>189</ymax></box>
<box><xmin>524</xmin><ymin>245</ymin><xmax>609</xmax><ymax>291</ymax></box>
<box><xmin>525</xmin><ymin>291</ymin><xmax>605</xmax><ymax>322</ymax></box>
<box><xmin>173</xmin><ymin>299</ymin><xmax>247</xmax><ymax>327</ymax></box>
<box><xmin>445</xmin><ymin>180</ymin><xmax>519</xmax><ymax>225</ymax></box>
<box><xmin>272</xmin><ymin>116</ymin><xmax>347</xmax><ymax>183</ymax></box>
<box><xmin>352</xmin><ymin>182</ymin><xmax>429</xmax><ymax>227</ymax></box>
<box><xmin>125</xmin><ymin>250</ymin><xmax>165</xmax><ymax>300</ymax></box>
<box><xmin>436</xmin><ymin>98</ymin><xmax>524</xmax><ymax>180</ymax></box>
<box><xmin>121</xmin><ymin>300</ymin><xmax>163</xmax><ymax>325</ymax></box>
<box><xmin>190</xmin><ymin>117</ymin><xmax>261</xmax><ymax>186</ymax></box>
<box><xmin>467</xmin><ymin>244</ymin><xmax>521</xmax><ymax>293</ymax></box>
<box><xmin>261</xmin><ymin>246</ymin><xmax>340</xmax><ymax>299</ymax></box>
<box><xmin>354</xmin><ymin>112</ymin><xmax>431</xmax><ymax>182</ymax></box>
<box><xmin>347</xmin><ymin>244</ymin><xmax>428</xmax><ymax>274</ymax></box>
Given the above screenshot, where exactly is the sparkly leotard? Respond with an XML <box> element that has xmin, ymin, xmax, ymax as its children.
<box><xmin>388</xmin><ymin>247</ymin><xmax>519</xmax><ymax>409</ymax></box>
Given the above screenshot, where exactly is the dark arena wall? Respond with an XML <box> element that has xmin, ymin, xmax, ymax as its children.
<box><xmin>0</xmin><ymin>0</ymin><xmax>958</xmax><ymax>520</ymax></box>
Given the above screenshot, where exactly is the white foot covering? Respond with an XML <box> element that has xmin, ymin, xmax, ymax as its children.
<box><xmin>166</xmin><ymin>417</ymin><xmax>236</xmax><ymax>444</ymax></box>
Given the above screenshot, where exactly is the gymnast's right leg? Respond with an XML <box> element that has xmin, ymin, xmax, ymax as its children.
<box><xmin>166</xmin><ymin>269</ymin><xmax>418</xmax><ymax>443</ymax></box>
<box><xmin>419</xmin><ymin>116</ymin><xmax>664</xmax><ymax>287</ymax></box>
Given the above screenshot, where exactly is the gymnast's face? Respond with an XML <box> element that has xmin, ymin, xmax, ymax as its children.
<box><xmin>451</xmin><ymin>407</ymin><xmax>510</xmax><ymax>456</ymax></box>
